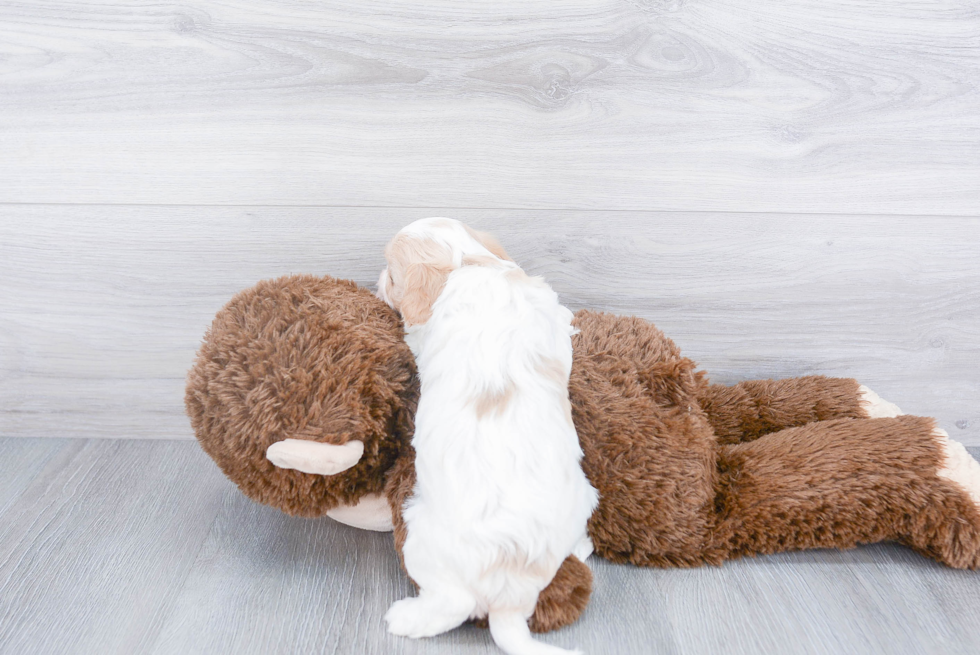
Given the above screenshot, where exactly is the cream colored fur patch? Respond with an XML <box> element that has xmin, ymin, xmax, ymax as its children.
<box><xmin>935</xmin><ymin>428</ymin><xmax>980</xmax><ymax>508</ymax></box>
<box><xmin>326</xmin><ymin>493</ymin><xmax>395</xmax><ymax>532</ymax></box>
<box><xmin>266</xmin><ymin>438</ymin><xmax>364</xmax><ymax>476</ymax></box>
<box><xmin>858</xmin><ymin>385</ymin><xmax>904</xmax><ymax>418</ymax></box>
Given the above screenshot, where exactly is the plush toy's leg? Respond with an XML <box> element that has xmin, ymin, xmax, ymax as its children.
<box><xmin>527</xmin><ymin>555</ymin><xmax>592</xmax><ymax>633</ymax></box>
<box><xmin>712</xmin><ymin>416</ymin><xmax>980</xmax><ymax>569</ymax></box>
<box><xmin>698</xmin><ymin>376</ymin><xmax>868</xmax><ymax>445</ymax></box>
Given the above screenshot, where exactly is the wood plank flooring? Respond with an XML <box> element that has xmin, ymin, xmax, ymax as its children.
<box><xmin>0</xmin><ymin>439</ymin><xmax>227</xmax><ymax>654</ymax></box>
<box><xmin>1</xmin><ymin>1</ymin><xmax>978</xmax><ymax>212</ymax></box>
<box><xmin>0</xmin><ymin>438</ymin><xmax>978</xmax><ymax>655</ymax></box>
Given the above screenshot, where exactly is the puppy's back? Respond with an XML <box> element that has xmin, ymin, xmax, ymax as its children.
<box><xmin>408</xmin><ymin>261</ymin><xmax>596</xmax><ymax>579</ymax></box>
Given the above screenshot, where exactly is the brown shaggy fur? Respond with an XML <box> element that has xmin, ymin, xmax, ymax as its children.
<box><xmin>698</xmin><ymin>376</ymin><xmax>867</xmax><ymax>445</ymax></box>
<box><xmin>185</xmin><ymin>275</ymin><xmax>418</xmax><ymax>517</ymax></box>
<box><xmin>187</xmin><ymin>276</ymin><xmax>980</xmax><ymax>634</ymax></box>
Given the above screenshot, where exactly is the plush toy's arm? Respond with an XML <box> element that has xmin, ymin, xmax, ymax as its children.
<box><xmin>386</xmin><ymin>447</ymin><xmax>416</xmax><ymax>573</ymax></box>
<box><xmin>697</xmin><ymin>375</ymin><xmax>867</xmax><ymax>445</ymax></box>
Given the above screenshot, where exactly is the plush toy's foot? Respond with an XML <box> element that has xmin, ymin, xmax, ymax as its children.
<box><xmin>385</xmin><ymin>592</ymin><xmax>475</xmax><ymax>639</ymax></box>
<box><xmin>906</xmin><ymin>425</ymin><xmax>980</xmax><ymax>569</ymax></box>
<box><xmin>858</xmin><ymin>385</ymin><xmax>904</xmax><ymax>418</ymax></box>
<box><xmin>935</xmin><ymin>428</ymin><xmax>980</xmax><ymax>508</ymax></box>
<box><xmin>528</xmin><ymin>555</ymin><xmax>592</xmax><ymax>634</ymax></box>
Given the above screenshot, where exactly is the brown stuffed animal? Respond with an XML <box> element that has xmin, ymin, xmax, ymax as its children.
<box><xmin>186</xmin><ymin>274</ymin><xmax>980</xmax><ymax>633</ymax></box>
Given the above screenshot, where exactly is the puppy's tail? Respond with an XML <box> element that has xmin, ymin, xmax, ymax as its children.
<box><xmin>489</xmin><ymin>610</ymin><xmax>581</xmax><ymax>655</ymax></box>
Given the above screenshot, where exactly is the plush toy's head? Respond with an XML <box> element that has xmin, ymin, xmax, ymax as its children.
<box><xmin>185</xmin><ymin>274</ymin><xmax>418</xmax><ymax>517</ymax></box>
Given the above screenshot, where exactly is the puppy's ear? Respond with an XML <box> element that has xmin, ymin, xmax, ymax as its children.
<box><xmin>400</xmin><ymin>260</ymin><xmax>453</xmax><ymax>325</ymax></box>
<box><xmin>386</xmin><ymin>235</ymin><xmax>454</xmax><ymax>326</ymax></box>
<box><xmin>464</xmin><ymin>225</ymin><xmax>512</xmax><ymax>261</ymax></box>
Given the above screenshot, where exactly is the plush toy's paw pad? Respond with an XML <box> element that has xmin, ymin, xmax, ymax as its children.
<box><xmin>935</xmin><ymin>427</ymin><xmax>980</xmax><ymax>508</ymax></box>
<box><xmin>384</xmin><ymin>597</ymin><xmax>468</xmax><ymax>639</ymax></box>
<box><xmin>265</xmin><ymin>438</ymin><xmax>364</xmax><ymax>475</ymax></box>
<box><xmin>859</xmin><ymin>385</ymin><xmax>904</xmax><ymax>418</ymax></box>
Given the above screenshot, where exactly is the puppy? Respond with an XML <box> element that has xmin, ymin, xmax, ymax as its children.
<box><xmin>377</xmin><ymin>218</ymin><xmax>598</xmax><ymax>655</ymax></box>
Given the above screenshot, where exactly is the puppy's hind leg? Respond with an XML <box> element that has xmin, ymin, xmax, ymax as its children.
<box><xmin>385</xmin><ymin>585</ymin><xmax>476</xmax><ymax>639</ymax></box>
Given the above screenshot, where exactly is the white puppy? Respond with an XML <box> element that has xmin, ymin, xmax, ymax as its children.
<box><xmin>377</xmin><ymin>218</ymin><xmax>598</xmax><ymax>655</ymax></box>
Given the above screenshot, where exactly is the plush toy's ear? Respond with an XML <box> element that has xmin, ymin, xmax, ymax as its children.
<box><xmin>465</xmin><ymin>225</ymin><xmax>512</xmax><ymax>261</ymax></box>
<box><xmin>266</xmin><ymin>439</ymin><xmax>364</xmax><ymax>475</ymax></box>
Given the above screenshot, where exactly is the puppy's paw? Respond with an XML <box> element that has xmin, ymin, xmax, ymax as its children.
<box><xmin>385</xmin><ymin>598</ymin><xmax>424</xmax><ymax>638</ymax></box>
<box><xmin>385</xmin><ymin>598</ymin><xmax>444</xmax><ymax>639</ymax></box>
<box><xmin>385</xmin><ymin>596</ymin><xmax>470</xmax><ymax>639</ymax></box>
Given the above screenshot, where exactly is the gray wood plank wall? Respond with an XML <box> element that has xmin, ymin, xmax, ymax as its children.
<box><xmin>1</xmin><ymin>208</ymin><xmax>978</xmax><ymax>444</ymax></box>
<box><xmin>1</xmin><ymin>0</ymin><xmax>978</xmax><ymax>212</ymax></box>
<box><xmin>0</xmin><ymin>0</ymin><xmax>978</xmax><ymax>444</ymax></box>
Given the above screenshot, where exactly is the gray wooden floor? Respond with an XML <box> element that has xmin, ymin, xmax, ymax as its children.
<box><xmin>2</xmin><ymin>0</ymin><xmax>979</xmax><ymax>653</ymax></box>
<box><xmin>0</xmin><ymin>438</ymin><xmax>978</xmax><ymax>655</ymax></box>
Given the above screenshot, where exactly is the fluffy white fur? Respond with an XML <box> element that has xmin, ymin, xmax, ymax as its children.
<box><xmin>378</xmin><ymin>218</ymin><xmax>598</xmax><ymax>655</ymax></box>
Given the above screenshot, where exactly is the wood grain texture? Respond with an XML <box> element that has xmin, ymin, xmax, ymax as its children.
<box><xmin>0</xmin><ymin>439</ymin><xmax>978</xmax><ymax>654</ymax></box>
<box><xmin>0</xmin><ymin>439</ymin><xmax>229</xmax><ymax>655</ymax></box>
<box><xmin>0</xmin><ymin>0</ymin><xmax>978</xmax><ymax>212</ymax></box>
<box><xmin>149</xmin><ymin>490</ymin><xmax>502</xmax><ymax>655</ymax></box>
<box><xmin>0</xmin><ymin>439</ymin><xmax>64</xmax><ymax>518</ymax></box>
<box><xmin>2</xmin><ymin>206</ymin><xmax>977</xmax><ymax>444</ymax></box>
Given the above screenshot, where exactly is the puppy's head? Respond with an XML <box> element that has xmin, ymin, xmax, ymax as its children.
<box><xmin>377</xmin><ymin>218</ymin><xmax>512</xmax><ymax>326</ymax></box>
